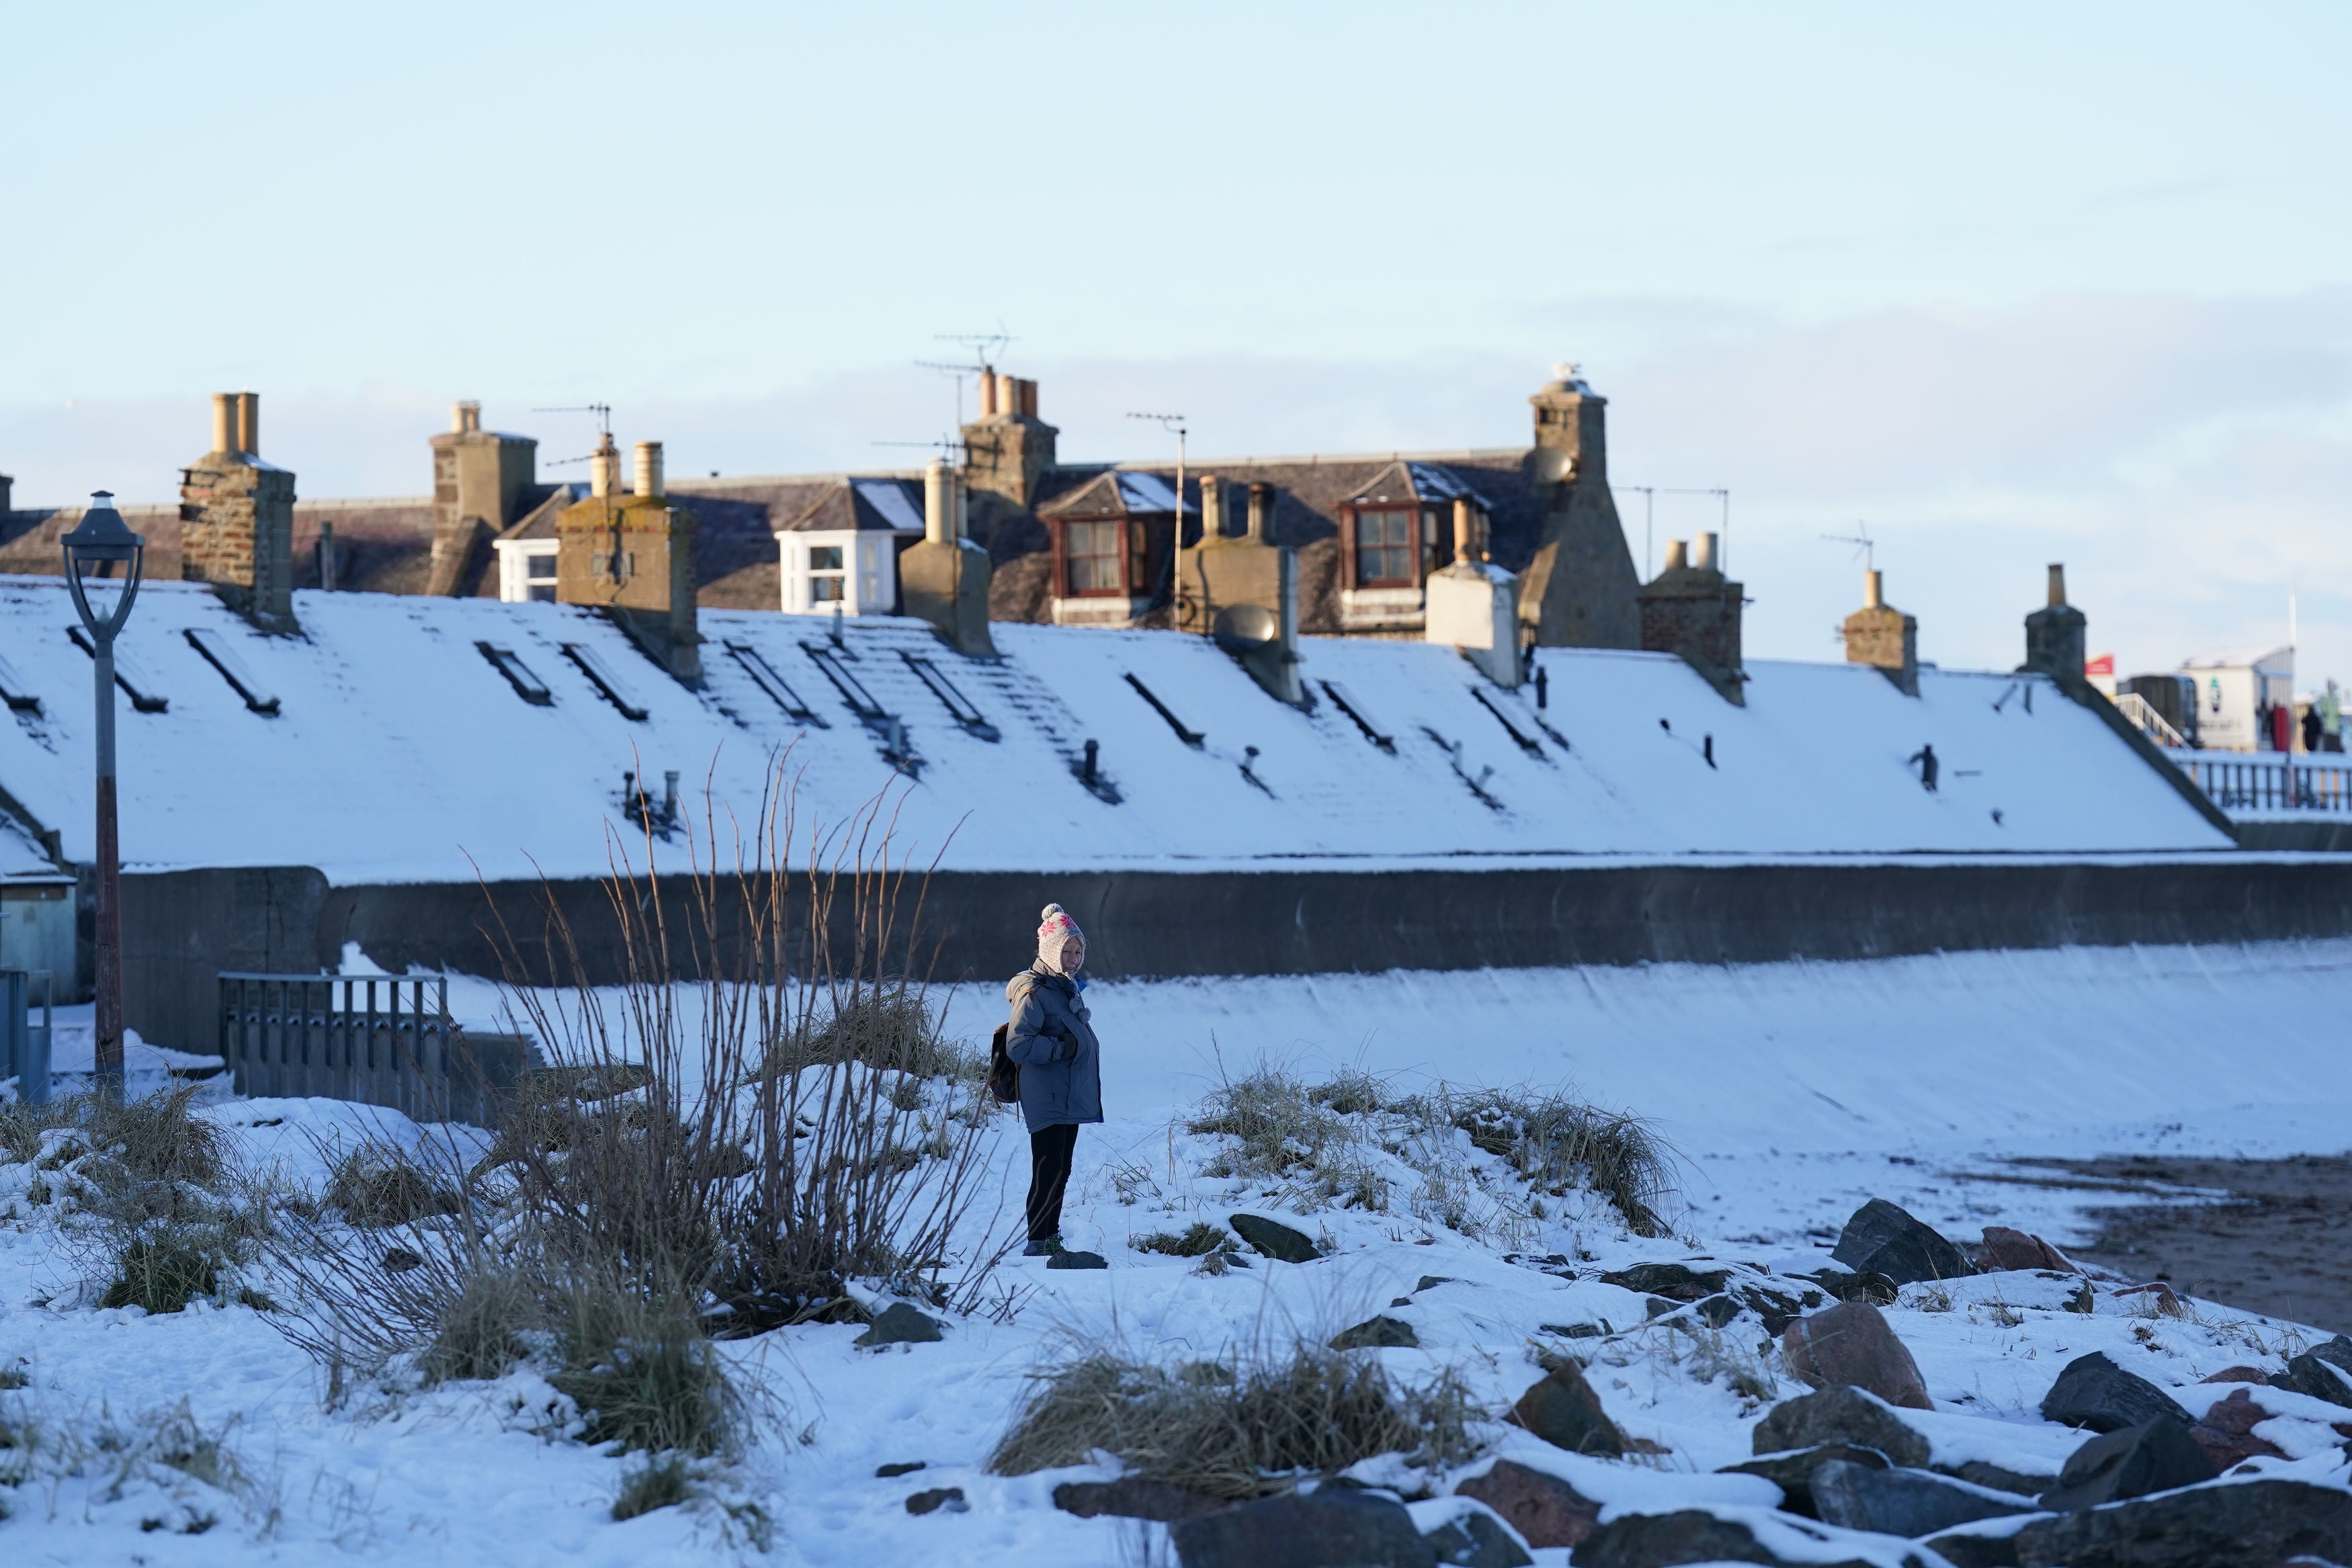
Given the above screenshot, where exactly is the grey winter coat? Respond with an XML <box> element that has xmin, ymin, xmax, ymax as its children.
<box><xmin>1005</xmin><ymin>967</ymin><xmax>1103</xmax><ymax>1133</ymax></box>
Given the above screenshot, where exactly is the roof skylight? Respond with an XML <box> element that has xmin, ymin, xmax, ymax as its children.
<box><xmin>724</xmin><ymin>641</ymin><xmax>823</xmax><ymax>724</ymax></box>
<box><xmin>67</xmin><ymin>627</ymin><xmax>168</xmax><ymax>712</ymax></box>
<box><xmin>476</xmin><ymin>642</ymin><xmax>553</xmax><ymax>706</ymax></box>
<box><xmin>803</xmin><ymin>643</ymin><xmax>884</xmax><ymax>720</ymax></box>
<box><xmin>0</xmin><ymin>650</ymin><xmax>42</xmax><ymax>714</ymax></box>
<box><xmin>185</xmin><ymin>627</ymin><xmax>281</xmax><ymax>715</ymax></box>
<box><xmin>561</xmin><ymin>642</ymin><xmax>648</xmax><ymax>721</ymax></box>
<box><xmin>901</xmin><ymin>652</ymin><xmax>999</xmax><ymax>740</ymax></box>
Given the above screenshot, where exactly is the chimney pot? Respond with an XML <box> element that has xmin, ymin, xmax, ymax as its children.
<box><xmin>1196</xmin><ymin>474</ymin><xmax>1224</xmax><ymax>544</ymax></box>
<box><xmin>211</xmin><ymin>392</ymin><xmax>237</xmax><ymax>456</ymax></box>
<box><xmin>1692</xmin><ymin>531</ymin><xmax>1718</xmax><ymax>572</ymax></box>
<box><xmin>1246</xmin><ymin>481</ymin><xmax>1273</xmax><ymax>543</ymax></box>
<box><xmin>589</xmin><ymin>433</ymin><xmax>618</xmax><ymax>498</ymax></box>
<box><xmin>235</xmin><ymin>391</ymin><xmax>259</xmax><ymax>457</ymax></box>
<box><xmin>978</xmin><ymin>374</ymin><xmax>999</xmax><ymax>418</ymax></box>
<box><xmin>2047</xmin><ymin>563</ymin><xmax>2066</xmax><ymax>607</ymax></box>
<box><xmin>1017</xmin><ymin>378</ymin><xmax>1038</xmax><ymax>419</ymax></box>
<box><xmin>1452</xmin><ymin>496</ymin><xmax>1476</xmax><ymax>564</ymax></box>
<box><xmin>1663</xmin><ymin>539</ymin><xmax>1688</xmax><ymax>573</ymax></box>
<box><xmin>923</xmin><ymin>459</ymin><xmax>952</xmax><ymax>546</ymax></box>
<box><xmin>454</xmin><ymin>400</ymin><xmax>482</xmax><ymax>435</ymax></box>
<box><xmin>1865</xmin><ymin>568</ymin><xmax>1883</xmax><ymax>609</ymax></box>
<box><xmin>634</xmin><ymin>441</ymin><xmax>664</xmax><ymax>499</ymax></box>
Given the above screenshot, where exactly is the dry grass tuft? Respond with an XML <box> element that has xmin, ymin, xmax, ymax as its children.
<box><xmin>989</xmin><ymin>1338</ymin><xmax>1483</xmax><ymax>1499</ymax></box>
<box><xmin>1423</xmin><ymin>1086</ymin><xmax>1677</xmax><ymax>1237</ymax></box>
<box><xmin>612</xmin><ymin>1454</ymin><xmax>695</xmax><ymax>1520</ymax></box>
<box><xmin>1130</xmin><ymin>1221</ymin><xmax>1228</xmax><ymax>1257</ymax></box>
<box><xmin>325</xmin><ymin>1143</ymin><xmax>460</xmax><ymax>1229</ymax></box>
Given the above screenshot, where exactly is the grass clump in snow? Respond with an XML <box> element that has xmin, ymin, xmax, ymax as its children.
<box><xmin>548</xmin><ymin>1262</ymin><xmax>741</xmax><ymax>1458</ymax></box>
<box><xmin>99</xmin><ymin>1227</ymin><xmax>224</xmax><ymax>1313</ymax></box>
<box><xmin>612</xmin><ymin>1453</ymin><xmax>696</xmax><ymax>1520</ymax></box>
<box><xmin>989</xmin><ymin>1337</ymin><xmax>1483</xmax><ymax>1500</ymax></box>
<box><xmin>1131</xmin><ymin>1221</ymin><xmax>1228</xmax><ymax>1257</ymax></box>
<box><xmin>324</xmin><ymin>1143</ymin><xmax>460</xmax><ymax>1229</ymax></box>
<box><xmin>1431</xmin><ymin>1088</ymin><xmax>1675</xmax><ymax>1238</ymax></box>
<box><xmin>0</xmin><ymin>1094</ymin><xmax>83</xmax><ymax>1167</ymax></box>
<box><xmin>1189</xmin><ymin>1063</ymin><xmax>1392</xmax><ymax>1211</ymax></box>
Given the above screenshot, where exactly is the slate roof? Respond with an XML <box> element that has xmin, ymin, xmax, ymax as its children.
<box><xmin>775</xmin><ymin>478</ymin><xmax>927</xmax><ymax>535</ymax></box>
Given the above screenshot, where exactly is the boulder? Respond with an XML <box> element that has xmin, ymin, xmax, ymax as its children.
<box><xmin>1453</xmin><ymin>1458</ymin><xmax>1602</xmax><ymax>1549</ymax></box>
<box><xmin>1046</xmin><ymin>1250</ymin><xmax>1109</xmax><ymax>1270</ymax></box>
<box><xmin>1691</xmin><ymin>1293</ymin><xmax>1744</xmax><ymax>1329</ymax></box>
<box><xmin>2013</xmin><ymin>1477</ymin><xmax>2352</xmax><ymax>1567</ymax></box>
<box><xmin>905</xmin><ymin>1486</ymin><xmax>967</xmax><ymax>1515</ymax></box>
<box><xmin>1421</xmin><ymin>1501</ymin><xmax>1534</xmax><ymax>1567</ymax></box>
<box><xmin>2187</xmin><ymin>1387</ymin><xmax>2288</xmax><ymax>1471</ymax></box>
<box><xmin>852</xmin><ymin>1302</ymin><xmax>945</xmax><ymax>1347</ymax></box>
<box><xmin>1718</xmin><ymin>1443</ymin><xmax>1890</xmax><ymax>1518</ymax></box>
<box><xmin>2039</xmin><ymin>1352</ymin><xmax>2192</xmax><ymax>1434</ymax></box>
<box><xmin>2036</xmin><ymin>1418</ymin><xmax>2216</xmax><ymax>1513</ymax></box>
<box><xmin>875</xmin><ymin>1461</ymin><xmax>925</xmax><ymax>1477</ymax></box>
<box><xmin>1228</xmin><ymin>1213</ymin><xmax>1320</xmax><ymax>1264</ymax></box>
<box><xmin>2277</xmin><ymin>1336</ymin><xmax>2352</xmax><ymax>1409</ymax></box>
<box><xmin>1415</xmin><ymin>1275</ymin><xmax>1456</xmax><ymax>1292</ymax></box>
<box><xmin>1170</xmin><ymin>1489</ymin><xmax>1435</xmax><ymax>1568</ymax></box>
<box><xmin>1922</xmin><ymin>1518</ymin><xmax>2039</xmax><ymax>1568</ymax></box>
<box><xmin>1781</xmin><ymin>1301</ymin><xmax>1933</xmax><ymax>1410</ymax></box>
<box><xmin>1505</xmin><ymin>1361</ymin><xmax>1625</xmax><ymax>1457</ymax></box>
<box><xmin>1331</xmin><ymin>1315</ymin><xmax>1420</xmax><ymax>1350</ymax></box>
<box><xmin>2199</xmin><ymin>1365</ymin><xmax>2271</xmax><ymax>1385</ymax></box>
<box><xmin>1574</xmin><ymin>1508</ymin><xmax>1945</xmax><ymax>1568</ymax></box>
<box><xmin>1754</xmin><ymin>1385</ymin><xmax>1931</xmax><ymax>1468</ymax></box>
<box><xmin>380</xmin><ymin>1247</ymin><xmax>423</xmax><ymax>1273</ymax></box>
<box><xmin>1810</xmin><ymin>1459</ymin><xmax>2039</xmax><ymax>1537</ymax></box>
<box><xmin>1974</xmin><ymin>1225</ymin><xmax>2077</xmax><ymax>1273</ymax></box>
<box><xmin>1054</xmin><ymin>1477</ymin><xmax>1226</xmax><ymax>1522</ymax></box>
<box><xmin>1598</xmin><ymin>1262</ymin><xmax>1729</xmax><ymax>1301</ymax></box>
<box><xmin>1831</xmin><ymin>1199</ymin><xmax>1971</xmax><ymax>1286</ymax></box>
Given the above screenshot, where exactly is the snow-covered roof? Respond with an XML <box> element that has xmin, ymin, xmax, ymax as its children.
<box><xmin>1341</xmin><ymin>460</ymin><xmax>1490</xmax><ymax>509</ymax></box>
<box><xmin>775</xmin><ymin>478</ymin><xmax>927</xmax><ymax>535</ymax></box>
<box><xmin>0</xmin><ymin>576</ymin><xmax>2230</xmax><ymax>883</ymax></box>
<box><xmin>1038</xmin><ymin>470</ymin><xmax>1200</xmax><ymax>519</ymax></box>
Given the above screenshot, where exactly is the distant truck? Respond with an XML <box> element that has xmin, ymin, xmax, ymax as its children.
<box><xmin>2179</xmin><ymin>647</ymin><xmax>2294</xmax><ymax>752</ymax></box>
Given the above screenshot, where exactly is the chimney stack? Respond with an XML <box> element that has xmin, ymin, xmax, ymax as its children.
<box><xmin>1636</xmin><ymin>533</ymin><xmax>1744</xmax><ymax>704</ymax></box>
<box><xmin>901</xmin><ymin>459</ymin><xmax>995</xmax><ymax>656</ymax></box>
<box><xmin>428</xmin><ymin>399</ymin><xmax>539</xmax><ymax>595</ymax></box>
<box><xmin>960</xmin><ymin>369</ymin><xmax>1059</xmax><ymax>512</ymax></box>
<box><xmin>554</xmin><ymin>435</ymin><xmax>700</xmax><ymax>681</ymax></box>
<box><xmin>181</xmin><ymin>391</ymin><xmax>296</xmax><ymax>631</ymax></box>
<box><xmin>1843</xmin><ymin>567</ymin><xmax>1918</xmax><ymax>695</ymax></box>
<box><xmin>634</xmin><ymin>441</ymin><xmax>664</xmax><ymax>499</ymax></box>
<box><xmin>2023</xmin><ymin>561</ymin><xmax>2088</xmax><ymax>682</ymax></box>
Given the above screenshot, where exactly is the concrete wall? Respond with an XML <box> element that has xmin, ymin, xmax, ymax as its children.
<box><xmin>115</xmin><ymin>857</ymin><xmax>2352</xmax><ymax>1053</ymax></box>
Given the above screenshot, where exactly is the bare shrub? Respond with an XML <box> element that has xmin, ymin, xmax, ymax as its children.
<box><xmin>989</xmin><ymin>1338</ymin><xmax>1484</xmax><ymax>1499</ymax></box>
<box><xmin>1131</xmin><ymin>1221</ymin><xmax>1228</xmax><ymax>1257</ymax></box>
<box><xmin>269</xmin><ymin>767</ymin><xmax>1001</xmax><ymax>1463</ymax></box>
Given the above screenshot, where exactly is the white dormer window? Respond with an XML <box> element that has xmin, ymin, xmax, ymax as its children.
<box><xmin>493</xmin><ymin>538</ymin><xmax>561</xmax><ymax>603</ymax></box>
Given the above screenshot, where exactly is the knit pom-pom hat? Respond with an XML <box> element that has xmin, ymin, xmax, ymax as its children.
<box><xmin>1037</xmin><ymin>903</ymin><xmax>1085</xmax><ymax>973</ymax></box>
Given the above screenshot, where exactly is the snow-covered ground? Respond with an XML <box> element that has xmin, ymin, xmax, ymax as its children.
<box><xmin>4</xmin><ymin>938</ymin><xmax>2349</xmax><ymax>1564</ymax></box>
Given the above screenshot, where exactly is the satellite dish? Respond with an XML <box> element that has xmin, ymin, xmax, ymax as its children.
<box><xmin>1212</xmin><ymin>603</ymin><xmax>1279</xmax><ymax>654</ymax></box>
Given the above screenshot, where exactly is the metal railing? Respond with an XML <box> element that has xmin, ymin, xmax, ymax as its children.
<box><xmin>218</xmin><ymin>973</ymin><xmax>538</xmax><ymax>1129</ymax></box>
<box><xmin>2173</xmin><ymin>752</ymin><xmax>2352</xmax><ymax>816</ymax></box>
<box><xmin>2113</xmin><ymin>691</ymin><xmax>2188</xmax><ymax>750</ymax></box>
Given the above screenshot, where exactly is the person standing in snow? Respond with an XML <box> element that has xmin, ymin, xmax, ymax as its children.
<box><xmin>1005</xmin><ymin>903</ymin><xmax>1102</xmax><ymax>1257</ymax></box>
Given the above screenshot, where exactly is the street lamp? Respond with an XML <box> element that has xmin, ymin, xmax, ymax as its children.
<box><xmin>61</xmin><ymin>492</ymin><xmax>144</xmax><ymax>1102</ymax></box>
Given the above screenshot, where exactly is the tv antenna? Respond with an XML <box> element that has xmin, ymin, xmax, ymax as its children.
<box><xmin>1822</xmin><ymin>524</ymin><xmax>1876</xmax><ymax>571</ymax></box>
<box><xmin>532</xmin><ymin>402</ymin><xmax>614</xmax><ymax>466</ymax></box>
<box><xmin>917</xmin><ymin>330</ymin><xmax>1014</xmax><ymax>425</ymax></box>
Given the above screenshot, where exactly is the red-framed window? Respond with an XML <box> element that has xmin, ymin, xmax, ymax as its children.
<box><xmin>1061</xmin><ymin>518</ymin><xmax>1130</xmax><ymax>597</ymax></box>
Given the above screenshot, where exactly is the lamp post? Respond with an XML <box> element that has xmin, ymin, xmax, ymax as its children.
<box><xmin>61</xmin><ymin>492</ymin><xmax>145</xmax><ymax>1102</ymax></box>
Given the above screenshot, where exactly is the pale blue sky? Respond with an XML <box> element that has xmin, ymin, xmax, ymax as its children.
<box><xmin>5</xmin><ymin>1</ymin><xmax>2349</xmax><ymax>681</ymax></box>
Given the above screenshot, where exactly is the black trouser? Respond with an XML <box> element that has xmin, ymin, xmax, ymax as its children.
<box><xmin>1026</xmin><ymin>1123</ymin><xmax>1080</xmax><ymax>1242</ymax></box>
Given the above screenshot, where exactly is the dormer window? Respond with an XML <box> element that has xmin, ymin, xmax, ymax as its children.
<box><xmin>1039</xmin><ymin>470</ymin><xmax>1195</xmax><ymax>627</ymax></box>
<box><xmin>1352</xmin><ymin>508</ymin><xmax>1423</xmax><ymax>588</ymax></box>
<box><xmin>1064</xmin><ymin>520</ymin><xmax>1131</xmax><ymax>595</ymax></box>
<box><xmin>773</xmin><ymin>478</ymin><xmax>925</xmax><ymax>616</ymax></box>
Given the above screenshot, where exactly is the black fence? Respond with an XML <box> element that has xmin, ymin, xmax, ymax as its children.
<box><xmin>217</xmin><ymin>973</ymin><xmax>538</xmax><ymax>1129</ymax></box>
